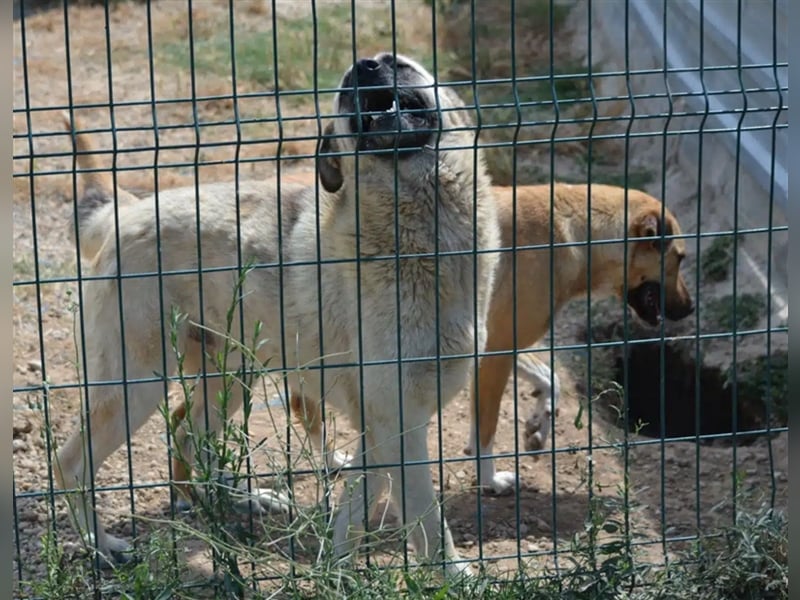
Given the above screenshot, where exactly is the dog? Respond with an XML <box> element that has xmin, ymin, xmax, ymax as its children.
<box><xmin>464</xmin><ymin>183</ymin><xmax>695</xmax><ymax>494</ymax></box>
<box><xmin>57</xmin><ymin>52</ymin><xmax>500</xmax><ymax>579</ymax></box>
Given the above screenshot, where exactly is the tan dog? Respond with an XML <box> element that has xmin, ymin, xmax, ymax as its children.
<box><xmin>464</xmin><ymin>183</ymin><xmax>694</xmax><ymax>493</ymax></box>
<box><xmin>58</xmin><ymin>52</ymin><xmax>500</xmax><ymax>579</ymax></box>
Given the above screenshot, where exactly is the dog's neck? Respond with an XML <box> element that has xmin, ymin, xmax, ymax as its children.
<box><xmin>559</xmin><ymin>207</ymin><xmax>633</xmax><ymax>300</ymax></box>
<box><xmin>338</xmin><ymin>154</ymin><xmax>485</xmax><ymax>257</ymax></box>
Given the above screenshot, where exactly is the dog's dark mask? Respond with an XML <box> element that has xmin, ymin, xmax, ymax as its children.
<box><xmin>338</xmin><ymin>55</ymin><xmax>437</xmax><ymax>152</ymax></box>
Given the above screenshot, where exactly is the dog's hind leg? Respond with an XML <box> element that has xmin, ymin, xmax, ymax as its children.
<box><xmin>516</xmin><ymin>352</ymin><xmax>560</xmax><ymax>453</ymax></box>
<box><xmin>174</xmin><ymin>340</ymin><xmax>291</xmax><ymax>516</ymax></box>
<box><xmin>55</xmin><ymin>331</ymin><xmax>176</xmax><ymax>565</ymax></box>
<box><xmin>465</xmin><ymin>353</ymin><xmax>517</xmax><ymax>495</ymax></box>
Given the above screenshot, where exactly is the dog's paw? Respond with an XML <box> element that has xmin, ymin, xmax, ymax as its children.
<box><xmin>238</xmin><ymin>488</ymin><xmax>292</xmax><ymax>516</ymax></box>
<box><xmin>326</xmin><ymin>450</ymin><xmax>352</xmax><ymax>473</ymax></box>
<box><xmin>175</xmin><ymin>497</ymin><xmax>194</xmax><ymax>513</ymax></box>
<box><xmin>482</xmin><ymin>470</ymin><xmax>517</xmax><ymax>496</ymax></box>
<box><xmin>445</xmin><ymin>558</ymin><xmax>475</xmax><ymax>581</ymax></box>
<box><xmin>87</xmin><ymin>533</ymin><xmax>135</xmax><ymax>569</ymax></box>
<box><xmin>524</xmin><ymin>409</ymin><xmax>557</xmax><ymax>453</ymax></box>
<box><xmin>524</xmin><ymin>416</ymin><xmax>547</xmax><ymax>453</ymax></box>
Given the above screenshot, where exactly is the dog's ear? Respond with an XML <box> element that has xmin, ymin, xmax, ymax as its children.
<box><xmin>317</xmin><ymin>122</ymin><xmax>343</xmax><ymax>194</ymax></box>
<box><xmin>634</xmin><ymin>211</ymin><xmax>672</xmax><ymax>250</ymax></box>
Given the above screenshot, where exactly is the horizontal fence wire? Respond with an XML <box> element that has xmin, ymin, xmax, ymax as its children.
<box><xmin>12</xmin><ymin>0</ymin><xmax>788</xmax><ymax>597</ymax></box>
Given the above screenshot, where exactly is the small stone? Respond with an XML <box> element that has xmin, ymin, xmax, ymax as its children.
<box><xmin>27</xmin><ymin>360</ymin><xmax>42</xmax><ymax>373</ymax></box>
<box><xmin>13</xmin><ymin>419</ymin><xmax>33</xmax><ymax>437</ymax></box>
<box><xmin>456</xmin><ymin>470</ymin><xmax>467</xmax><ymax>480</ymax></box>
<box><xmin>527</xmin><ymin>542</ymin><xmax>539</xmax><ymax>552</ymax></box>
<box><xmin>12</xmin><ymin>439</ymin><xmax>28</xmax><ymax>453</ymax></box>
<box><xmin>533</xmin><ymin>516</ymin><xmax>551</xmax><ymax>532</ymax></box>
<box><xmin>21</xmin><ymin>511</ymin><xmax>42</xmax><ymax>523</ymax></box>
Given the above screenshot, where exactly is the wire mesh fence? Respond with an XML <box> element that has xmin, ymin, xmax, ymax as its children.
<box><xmin>12</xmin><ymin>0</ymin><xmax>788</xmax><ymax>598</ymax></box>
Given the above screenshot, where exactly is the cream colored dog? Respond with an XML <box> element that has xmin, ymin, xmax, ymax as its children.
<box><xmin>58</xmin><ymin>52</ymin><xmax>500</xmax><ymax>579</ymax></box>
<box><xmin>464</xmin><ymin>183</ymin><xmax>695</xmax><ymax>494</ymax></box>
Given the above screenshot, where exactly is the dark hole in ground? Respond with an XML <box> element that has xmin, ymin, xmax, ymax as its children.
<box><xmin>609</xmin><ymin>342</ymin><xmax>779</xmax><ymax>445</ymax></box>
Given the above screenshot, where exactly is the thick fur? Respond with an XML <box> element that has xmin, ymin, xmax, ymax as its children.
<box><xmin>57</xmin><ymin>53</ymin><xmax>500</xmax><ymax>579</ymax></box>
<box><xmin>464</xmin><ymin>183</ymin><xmax>694</xmax><ymax>494</ymax></box>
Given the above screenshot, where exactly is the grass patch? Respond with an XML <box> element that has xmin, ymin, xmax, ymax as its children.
<box><xmin>156</xmin><ymin>3</ymin><xmax>438</xmax><ymax>104</ymax></box>
<box><xmin>557</xmin><ymin>167</ymin><xmax>655</xmax><ymax>190</ymax></box>
<box><xmin>700</xmin><ymin>236</ymin><xmax>737</xmax><ymax>282</ymax></box>
<box><xmin>13</xmin><ymin>256</ymin><xmax>35</xmax><ymax>278</ymax></box>
<box><xmin>726</xmin><ymin>350</ymin><xmax>788</xmax><ymax>425</ymax></box>
<box><xmin>433</xmin><ymin>0</ymin><xmax>592</xmax><ymax>185</ymax></box>
<box><xmin>666</xmin><ymin>504</ymin><xmax>787</xmax><ymax>600</ymax></box>
<box><xmin>157</xmin><ymin>4</ymin><xmax>361</xmax><ymax>93</ymax></box>
<box><xmin>703</xmin><ymin>293</ymin><xmax>766</xmax><ymax>332</ymax></box>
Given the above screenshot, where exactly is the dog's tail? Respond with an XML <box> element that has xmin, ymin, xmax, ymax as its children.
<box><xmin>61</xmin><ymin>112</ymin><xmax>140</xmax><ymax>259</ymax></box>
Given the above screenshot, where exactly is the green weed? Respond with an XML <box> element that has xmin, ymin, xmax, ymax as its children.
<box><xmin>703</xmin><ymin>292</ymin><xmax>766</xmax><ymax>332</ymax></box>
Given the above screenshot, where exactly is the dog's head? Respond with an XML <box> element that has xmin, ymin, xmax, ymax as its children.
<box><xmin>624</xmin><ymin>207</ymin><xmax>694</xmax><ymax>326</ymax></box>
<box><xmin>317</xmin><ymin>52</ymin><xmax>470</xmax><ymax>193</ymax></box>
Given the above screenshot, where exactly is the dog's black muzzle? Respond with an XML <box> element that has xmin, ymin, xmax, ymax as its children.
<box><xmin>338</xmin><ymin>57</ymin><xmax>437</xmax><ymax>152</ymax></box>
<box><xmin>627</xmin><ymin>281</ymin><xmax>695</xmax><ymax>327</ymax></box>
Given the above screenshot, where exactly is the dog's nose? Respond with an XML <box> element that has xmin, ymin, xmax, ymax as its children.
<box><xmin>357</xmin><ymin>58</ymin><xmax>381</xmax><ymax>72</ymax></box>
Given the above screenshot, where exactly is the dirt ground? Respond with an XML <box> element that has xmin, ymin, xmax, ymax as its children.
<box><xmin>12</xmin><ymin>0</ymin><xmax>787</xmax><ymax>593</ymax></box>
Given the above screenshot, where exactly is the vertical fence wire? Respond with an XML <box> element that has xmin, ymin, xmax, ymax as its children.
<box><xmin>429</xmin><ymin>0</ymin><xmax>451</xmax><ymax>578</ymax></box>
<box><xmin>143</xmin><ymin>0</ymin><xmax>179</xmax><ymax>577</ymax></box>
<box><xmin>546</xmin><ymin>1</ymin><xmax>562</xmax><ymax>580</ymax></box>
<box><xmin>61</xmin><ymin>0</ymin><xmax>102</xmax><ymax>582</ymax></box>
<box><xmin>621</xmin><ymin>0</ymin><xmax>635</xmax><ymax>575</ymax></box>
<box><xmin>508</xmin><ymin>0</ymin><xmax>523</xmax><ymax>572</ymax></box>
<box><xmin>388</xmin><ymin>0</ymin><xmax>412</xmax><ymax>575</ymax></box>
<box><xmin>764</xmin><ymin>0</ymin><xmax>782</xmax><ymax>511</ymax></box>
<box><xmin>468</xmin><ymin>0</ymin><xmax>486</xmax><ymax>570</ymax></box>
<box><xmin>658</xmin><ymin>0</ymin><xmax>674</xmax><ymax>565</ymax></box>
<box><xmin>101</xmin><ymin>0</ymin><xmax>140</xmax><ymax>550</ymax></box>
<box><xmin>693</xmin><ymin>0</ymin><xmax>709</xmax><ymax>541</ymax></box>
<box><xmin>346</xmin><ymin>0</ymin><xmax>374</xmax><ymax>576</ymax></box>
<box><xmin>267</xmin><ymin>0</ymin><xmax>300</xmax><ymax>579</ymax></box>
<box><xmin>18</xmin><ymin>0</ymin><xmax>59</xmax><ymax>573</ymax></box>
<box><xmin>730</xmin><ymin>0</ymin><xmax>745</xmax><ymax>523</ymax></box>
<box><xmin>226</xmin><ymin>1</ymin><xmax>260</xmax><ymax>589</ymax></box>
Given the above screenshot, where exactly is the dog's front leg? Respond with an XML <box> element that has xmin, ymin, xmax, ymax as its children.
<box><xmin>465</xmin><ymin>353</ymin><xmax>518</xmax><ymax>495</ymax></box>
<box><xmin>331</xmin><ymin>433</ymin><xmax>388</xmax><ymax>562</ymax></box>
<box><xmin>289</xmin><ymin>393</ymin><xmax>352</xmax><ymax>473</ymax></box>
<box><xmin>377</xmin><ymin>419</ymin><xmax>470</xmax><ymax>579</ymax></box>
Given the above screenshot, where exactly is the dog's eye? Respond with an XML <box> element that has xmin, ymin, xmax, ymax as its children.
<box><xmin>531</xmin><ymin>389</ymin><xmax>542</xmax><ymax>399</ymax></box>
